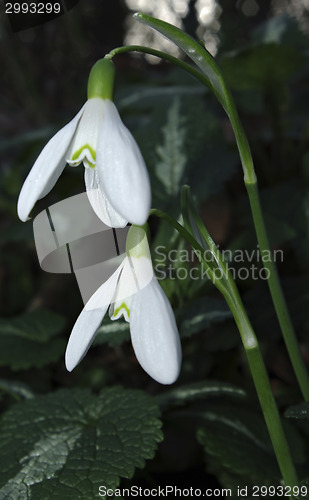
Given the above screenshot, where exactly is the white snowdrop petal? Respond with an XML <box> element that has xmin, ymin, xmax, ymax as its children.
<box><xmin>110</xmin><ymin>256</ymin><xmax>153</xmax><ymax>308</ymax></box>
<box><xmin>84</xmin><ymin>167</ymin><xmax>128</xmax><ymax>227</ymax></box>
<box><xmin>96</xmin><ymin>100</ymin><xmax>151</xmax><ymax>226</ymax></box>
<box><xmin>130</xmin><ymin>277</ymin><xmax>182</xmax><ymax>384</ymax></box>
<box><xmin>109</xmin><ymin>257</ymin><xmax>136</xmax><ymax>322</ymax></box>
<box><xmin>65</xmin><ymin>260</ymin><xmax>124</xmax><ymax>372</ymax></box>
<box><xmin>17</xmin><ymin>106</ymin><xmax>84</xmax><ymax>222</ymax></box>
<box><xmin>109</xmin><ymin>256</ymin><xmax>152</xmax><ymax>322</ymax></box>
<box><xmin>67</xmin><ymin>98</ymin><xmax>105</xmax><ymax>167</ymax></box>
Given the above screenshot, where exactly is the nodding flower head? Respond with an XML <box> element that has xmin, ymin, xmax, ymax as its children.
<box><xmin>65</xmin><ymin>225</ymin><xmax>182</xmax><ymax>385</ymax></box>
<box><xmin>17</xmin><ymin>58</ymin><xmax>151</xmax><ymax>228</ymax></box>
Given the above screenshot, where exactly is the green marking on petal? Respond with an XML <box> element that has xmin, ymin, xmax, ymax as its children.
<box><xmin>71</xmin><ymin>144</ymin><xmax>96</xmax><ymax>164</ymax></box>
<box><xmin>113</xmin><ymin>302</ymin><xmax>130</xmax><ymax>319</ymax></box>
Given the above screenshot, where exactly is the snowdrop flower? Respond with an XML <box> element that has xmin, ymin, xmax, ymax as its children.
<box><xmin>17</xmin><ymin>58</ymin><xmax>151</xmax><ymax>228</ymax></box>
<box><xmin>65</xmin><ymin>225</ymin><xmax>182</xmax><ymax>385</ymax></box>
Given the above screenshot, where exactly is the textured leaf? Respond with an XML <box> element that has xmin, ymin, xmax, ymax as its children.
<box><xmin>155</xmin><ymin>98</ymin><xmax>187</xmax><ymax>196</ymax></box>
<box><xmin>118</xmin><ymin>84</ymin><xmax>205</xmax><ymax>110</ymax></box>
<box><xmin>136</xmin><ymin>93</ymin><xmax>236</xmax><ymax>209</ymax></box>
<box><xmin>197</xmin><ymin>405</ymin><xmax>280</xmax><ymax>490</ymax></box>
<box><xmin>0</xmin><ymin>310</ymin><xmax>66</xmax><ymax>370</ymax></box>
<box><xmin>0</xmin><ymin>387</ymin><xmax>162</xmax><ymax>500</ymax></box>
<box><xmin>178</xmin><ymin>297</ymin><xmax>232</xmax><ymax>338</ymax></box>
<box><xmin>285</xmin><ymin>402</ymin><xmax>309</xmax><ymax>420</ymax></box>
<box><xmin>157</xmin><ymin>381</ymin><xmax>246</xmax><ymax>409</ymax></box>
<box><xmin>0</xmin><ymin>379</ymin><xmax>35</xmax><ymax>400</ymax></box>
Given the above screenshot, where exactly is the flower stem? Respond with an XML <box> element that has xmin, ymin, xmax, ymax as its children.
<box><xmin>106</xmin><ymin>45</ymin><xmax>216</xmax><ymax>94</ymax></box>
<box><xmin>226</xmin><ymin>295</ymin><xmax>299</xmax><ymax>489</ymax></box>
<box><xmin>151</xmin><ymin>208</ymin><xmax>299</xmax><ymax>488</ymax></box>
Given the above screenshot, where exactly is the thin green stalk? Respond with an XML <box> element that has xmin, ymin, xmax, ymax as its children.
<box><xmin>106</xmin><ymin>45</ymin><xmax>214</xmax><ymax>93</ymax></box>
<box><xmin>151</xmin><ymin>208</ymin><xmax>299</xmax><ymax>488</ymax></box>
<box><xmin>226</xmin><ymin>296</ymin><xmax>299</xmax><ymax>489</ymax></box>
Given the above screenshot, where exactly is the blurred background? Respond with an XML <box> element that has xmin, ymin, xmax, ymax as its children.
<box><xmin>1</xmin><ymin>0</ymin><xmax>309</xmax><ymax>495</ymax></box>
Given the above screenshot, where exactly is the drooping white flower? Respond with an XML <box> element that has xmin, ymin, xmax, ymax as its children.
<box><xmin>65</xmin><ymin>226</ymin><xmax>182</xmax><ymax>385</ymax></box>
<box><xmin>17</xmin><ymin>59</ymin><xmax>151</xmax><ymax>228</ymax></box>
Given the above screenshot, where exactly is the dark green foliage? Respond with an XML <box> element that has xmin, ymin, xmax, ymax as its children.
<box><xmin>0</xmin><ymin>387</ymin><xmax>162</xmax><ymax>499</ymax></box>
<box><xmin>197</xmin><ymin>405</ymin><xmax>281</xmax><ymax>491</ymax></box>
<box><xmin>0</xmin><ymin>310</ymin><xmax>66</xmax><ymax>370</ymax></box>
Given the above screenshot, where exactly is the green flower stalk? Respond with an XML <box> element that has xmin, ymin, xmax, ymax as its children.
<box><xmin>87</xmin><ymin>58</ymin><xmax>115</xmax><ymax>100</ymax></box>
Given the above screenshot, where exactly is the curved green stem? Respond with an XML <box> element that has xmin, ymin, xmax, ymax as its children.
<box><xmin>151</xmin><ymin>208</ymin><xmax>299</xmax><ymax>488</ymax></box>
<box><xmin>106</xmin><ymin>45</ymin><xmax>213</xmax><ymax>93</ymax></box>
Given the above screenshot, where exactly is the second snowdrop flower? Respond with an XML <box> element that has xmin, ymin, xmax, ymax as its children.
<box><xmin>65</xmin><ymin>225</ymin><xmax>182</xmax><ymax>385</ymax></box>
<box><xmin>17</xmin><ymin>58</ymin><xmax>151</xmax><ymax>228</ymax></box>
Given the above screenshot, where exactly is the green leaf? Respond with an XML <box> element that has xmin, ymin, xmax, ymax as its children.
<box><xmin>157</xmin><ymin>381</ymin><xmax>246</xmax><ymax>409</ymax></box>
<box><xmin>178</xmin><ymin>297</ymin><xmax>232</xmax><ymax>338</ymax></box>
<box><xmin>137</xmin><ymin>94</ymin><xmax>236</xmax><ymax>209</ymax></box>
<box><xmin>0</xmin><ymin>310</ymin><xmax>66</xmax><ymax>370</ymax></box>
<box><xmin>196</xmin><ymin>405</ymin><xmax>280</xmax><ymax>490</ymax></box>
<box><xmin>0</xmin><ymin>379</ymin><xmax>35</xmax><ymax>400</ymax></box>
<box><xmin>118</xmin><ymin>84</ymin><xmax>205</xmax><ymax>110</ymax></box>
<box><xmin>285</xmin><ymin>402</ymin><xmax>309</xmax><ymax>419</ymax></box>
<box><xmin>155</xmin><ymin>98</ymin><xmax>187</xmax><ymax>196</ymax></box>
<box><xmin>0</xmin><ymin>387</ymin><xmax>162</xmax><ymax>499</ymax></box>
<box><xmin>94</xmin><ymin>318</ymin><xmax>130</xmax><ymax>347</ymax></box>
